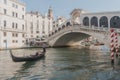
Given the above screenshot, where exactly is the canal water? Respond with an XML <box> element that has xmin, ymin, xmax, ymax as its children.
<box><xmin>0</xmin><ymin>47</ymin><xmax>120</xmax><ymax>80</ymax></box>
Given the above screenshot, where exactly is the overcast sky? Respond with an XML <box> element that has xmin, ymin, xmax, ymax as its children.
<box><xmin>21</xmin><ymin>0</ymin><xmax>120</xmax><ymax>18</ymax></box>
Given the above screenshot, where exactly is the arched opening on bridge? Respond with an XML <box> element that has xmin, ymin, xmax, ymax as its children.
<box><xmin>52</xmin><ymin>32</ymin><xmax>54</xmax><ymax>35</ymax></box>
<box><xmin>55</xmin><ymin>30</ymin><xmax>57</xmax><ymax>33</ymax></box>
<box><xmin>99</xmin><ymin>16</ymin><xmax>108</xmax><ymax>28</ymax></box>
<box><xmin>83</xmin><ymin>17</ymin><xmax>89</xmax><ymax>26</ymax></box>
<box><xmin>91</xmin><ymin>16</ymin><xmax>98</xmax><ymax>27</ymax></box>
<box><xmin>62</xmin><ymin>25</ymin><xmax>65</xmax><ymax>29</ymax></box>
<box><xmin>110</xmin><ymin>16</ymin><xmax>120</xmax><ymax>28</ymax></box>
<box><xmin>53</xmin><ymin>32</ymin><xmax>90</xmax><ymax>47</ymax></box>
<box><xmin>66</xmin><ymin>22</ymin><xmax>71</xmax><ymax>26</ymax></box>
<box><xmin>58</xmin><ymin>27</ymin><xmax>61</xmax><ymax>31</ymax></box>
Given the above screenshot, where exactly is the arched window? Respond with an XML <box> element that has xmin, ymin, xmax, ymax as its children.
<box><xmin>91</xmin><ymin>16</ymin><xmax>98</xmax><ymax>27</ymax></box>
<box><xmin>99</xmin><ymin>16</ymin><xmax>108</xmax><ymax>28</ymax></box>
<box><xmin>110</xmin><ymin>16</ymin><xmax>120</xmax><ymax>28</ymax></box>
<box><xmin>83</xmin><ymin>17</ymin><xmax>89</xmax><ymax>26</ymax></box>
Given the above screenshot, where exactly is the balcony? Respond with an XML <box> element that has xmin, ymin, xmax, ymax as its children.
<box><xmin>0</xmin><ymin>27</ymin><xmax>26</xmax><ymax>33</ymax></box>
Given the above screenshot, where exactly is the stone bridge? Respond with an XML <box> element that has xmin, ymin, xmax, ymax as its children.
<box><xmin>47</xmin><ymin>9</ymin><xmax>120</xmax><ymax>48</ymax></box>
<box><xmin>47</xmin><ymin>24</ymin><xmax>115</xmax><ymax>47</ymax></box>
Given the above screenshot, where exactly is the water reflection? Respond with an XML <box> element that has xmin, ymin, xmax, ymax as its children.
<box><xmin>8</xmin><ymin>56</ymin><xmax>46</xmax><ymax>80</ymax></box>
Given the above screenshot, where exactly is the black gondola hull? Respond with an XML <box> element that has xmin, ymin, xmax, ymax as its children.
<box><xmin>10</xmin><ymin>50</ymin><xmax>45</xmax><ymax>62</ymax></box>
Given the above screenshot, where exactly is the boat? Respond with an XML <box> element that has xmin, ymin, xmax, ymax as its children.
<box><xmin>94</xmin><ymin>42</ymin><xmax>104</xmax><ymax>46</ymax></box>
<box><xmin>10</xmin><ymin>48</ymin><xmax>46</xmax><ymax>62</ymax></box>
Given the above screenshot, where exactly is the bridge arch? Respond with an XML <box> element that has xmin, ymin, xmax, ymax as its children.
<box><xmin>62</xmin><ymin>25</ymin><xmax>65</xmax><ymax>29</ymax></box>
<box><xmin>99</xmin><ymin>16</ymin><xmax>108</xmax><ymax>28</ymax></box>
<box><xmin>48</xmin><ymin>25</ymin><xmax>111</xmax><ymax>47</ymax></box>
<box><xmin>53</xmin><ymin>32</ymin><xmax>90</xmax><ymax>47</ymax></box>
<box><xmin>91</xmin><ymin>16</ymin><xmax>98</xmax><ymax>27</ymax></box>
<box><xmin>66</xmin><ymin>22</ymin><xmax>71</xmax><ymax>26</ymax></box>
<box><xmin>110</xmin><ymin>16</ymin><xmax>120</xmax><ymax>28</ymax></box>
<box><xmin>83</xmin><ymin>17</ymin><xmax>89</xmax><ymax>26</ymax></box>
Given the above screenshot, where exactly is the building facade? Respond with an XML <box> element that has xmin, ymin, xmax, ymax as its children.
<box><xmin>0</xmin><ymin>0</ymin><xmax>26</xmax><ymax>49</ymax></box>
<box><xmin>26</xmin><ymin>7</ymin><xmax>53</xmax><ymax>45</ymax></box>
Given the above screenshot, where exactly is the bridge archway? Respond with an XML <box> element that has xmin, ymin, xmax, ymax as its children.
<box><xmin>66</xmin><ymin>22</ymin><xmax>71</xmax><ymax>26</ymax></box>
<box><xmin>110</xmin><ymin>16</ymin><xmax>120</xmax><ymax>28</ymax></box>
<box><xmin>83</xmin><ymin>17</ymin><xmax>89</xmax><ymax>26</ymax></box>
<box><xmin>91</xmin><ymin>16</ymin><xmax>98</xmax><ymax>27</ymax></box>
<box><xmin>51</xmin><ymin>32</ymin><xmax>90</xmax><ymax>47</ymax></box>
<box><xmin>48</xmin><ymin>25</ymin><xmax>110</xmax><ymax>47</ymax></box>
<box><xmin>99</xmin><ymin>16</ymin><xmax>108</xmax><ymax>27</ymax></box>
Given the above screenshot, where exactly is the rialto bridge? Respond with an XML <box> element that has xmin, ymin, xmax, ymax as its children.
<box><xmin>47</xmin><ymin>9</ymin><xmax>120</xmax><ymax>47</ymax></box>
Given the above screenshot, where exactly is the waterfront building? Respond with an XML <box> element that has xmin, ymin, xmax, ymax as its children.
<box><xmin>26</xmin><ymin>7</ymin><xmax>53</xmax><ymax>44</ymax></box>
<box><xmin>0</xmin><ymin>0</ymin><xmax>26</xmax><ymax>49</ymax></box>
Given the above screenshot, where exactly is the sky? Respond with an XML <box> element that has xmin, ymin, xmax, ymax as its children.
<box><xmin>21</xmin><ymin>0</ymin><xmax>120</xmax><ymax>18</ymax></box>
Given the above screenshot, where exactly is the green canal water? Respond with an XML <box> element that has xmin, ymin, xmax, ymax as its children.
<box><xmin>0</xmin><ymin>47</ymin><xmax>120</xmax><ymax>80</ymax></box>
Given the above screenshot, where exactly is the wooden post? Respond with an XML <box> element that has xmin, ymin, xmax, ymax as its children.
<box><xmin>110</xmin><ymin>28</ymin><xmax>115</xmax><ymax>67</ymax></box>
<box><xmin>114</xmin><ymin>32</ymin><xmax>119</xmax><ymax>58</ymax></box>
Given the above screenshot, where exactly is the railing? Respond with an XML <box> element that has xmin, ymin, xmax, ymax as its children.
<box><xmin>48</xmin><ymin>25</ymin><xmax>81</xmax><ymax>41</ymax></box>
<box><xmin>48</xmin><ymin>25</ymin><xmax>110</xmax><ymax>41</ymax></box>
<box><xmin>48</xmin><ymin>20</ymin><xmax>120</xmax><ymax>42</ymax></box>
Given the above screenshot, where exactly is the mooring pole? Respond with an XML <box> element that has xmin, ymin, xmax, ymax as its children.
<box><xmin>114</xmin><ymin>32</ymin><xmax>119</xmax><ymax>58</ymax></box>
<box><xmin>110</xmin><ymin>28</ymin><xmax>115</xmax><ymax>68</ymax></box>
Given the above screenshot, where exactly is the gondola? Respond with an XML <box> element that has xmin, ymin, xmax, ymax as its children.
<box><xmin>10</xmin><ymin>48</ymin><xmax>46</xmax><ymax>62</ymax></box>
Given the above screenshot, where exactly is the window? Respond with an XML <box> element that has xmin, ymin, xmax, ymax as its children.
<box><xmin>22</xmin><ymin>24</ymin><xmax>24</xmax><ymax>30</ymax></box>
<box><xmin>12</xmin><ymin>3</ymin><xmax>15</xmax><ymax>7</ymax></box>
<box><xmin>4</xmin><ymin>0</ymin><xmax>7</xmax><ymax>4</ymax></box>
<box><xmin>16</xmin><ymin>40</ymin><xmax>18</xmax><ymax>43</ymax></box>
<box><xmin>12</xmin><ymin>12</ymin><xmax>14</xmax><ymax>17</ymax></box>
<box><xmin>37</xmin><ymin>20</ymin><xmax>39</xmax><ymax>29</ymax></box>
<box><xmin>12</xmin><ymin>22</ymin><xmax>14</xmax><ymax>28</ymax></box>
<box><xmin>4</xmin><ymin>20</ymin><xmax>6</xmax><ymax>27</ymax></box>
<box><xmin>22</xmin><ymin>8</ymin><xmax>24</xmax><ymax>11</ymax></box>
<box><xmin>16</xmin><ymin>13</ymin><xmax>18</xmax><ymax>17</ymax></box>
<box><xmin>30</xmin><ymin>22</ymin><xmax>33</xmax><ymax>30</ymax></box>
<box><xmin>12</xmin><ymin>33</ymin><xmax>14</xmax><ymax>37</ymax></box>
<box><xmin>22</xmin><ymin>34</ymin><xmax>25</xmax><ymax>37</ymax></box>
<box><xmin>22</xmin><ymin>15</ymin><xmax>24</xmax><ymax>19</ymax></box>
<box><xmin>4</xmin><ymin>9</ymin><xmax>7</xmax><ymax>14</ymax></box>
<box><xmin>3</xmin><ymin>40</ymin><xmax>6</xmax><ymax>43</ymax></box>
<box><xmin>31</xmin><ymin>35</ymin><xmax>33</xmax><ymax>37</ymax></box>
<box><xmin>31</xmin><ymin>31</ymin><xmax>33</xmax><ymax>34</ymax></box>
<box><xmin>36</xmin><ymin>36</ymin><xmax>39</xmax><ymax>38</ymax></box>
<box><xmin>36</xmin><ymin>31</ymin><xmax>39</xmax><ymax>33</ymax></box>
<box><xmin>16</xmin><ymin>23</ymin><xmax>18</xmax><ymax>29</ymax></box>
<box><xmin>12</xmin><ymin>40</ymin><xmax>15</xmax><ymax>43</ymax></box>
<box><xmin>16</xmin><ymin>33</ymin><xmax>18</xmax><ymax>37</ymax></box>
<box><xmin>22</xmin><ymin>40</ymin><xmax>24</xmax><ymax>43</ymax></box>
<box><xmin>3</xmin><ymin>32</ymin><xmax>6</xmax><ymax>37</ymax></box>
<box><xmin>16</xmin><ymin>5</ymin><xmax>18</xmax><ymax>9</ymax></box>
